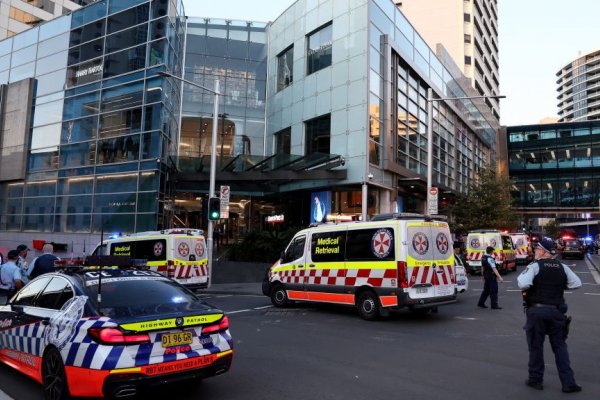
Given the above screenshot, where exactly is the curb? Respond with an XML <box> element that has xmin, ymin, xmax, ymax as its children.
<box><xmin>585</xmin><ymin>253</ymin><xmax>600</xmax><ymax>272</ymax></box>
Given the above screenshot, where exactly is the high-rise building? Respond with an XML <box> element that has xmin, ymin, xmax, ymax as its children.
<box><xmin>396</xmin><ymin>0</ymin><xmax>500</xmax><ymax>121</ymax></box>
<box><xmin>0</xmin><ymin>0</ymin><xmax>94</xmax><ymax>40</ymax></box>
<box><xmin>557</xmin><ymin>49</ymin><xmax>600</xmax><ymax>122</ymax></box>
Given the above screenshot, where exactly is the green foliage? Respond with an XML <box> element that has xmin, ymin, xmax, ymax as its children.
<box><xmin>544</xmin><ymin>219</ymin><xmax>561</xmax><ymax>238</ymax></box>
<box><xmin>228</xmin><ymin>227</ymin><xmax>303</xmax><ymax>262</ymax></box>
<box><xmin>449</xmin><ymin>167</ymin><xmax>518</xmax><ymax>234</ymax></box>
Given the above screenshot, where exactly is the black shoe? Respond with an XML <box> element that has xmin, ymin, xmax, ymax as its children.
<box><xmin>525</xmin><ymin>380</ymin><xmax>543</xmax><ymax>390</ymax></box>
<box><xmin>562</xmin><ymin>384</ymin><xmax>582</xmax><ymax>393</ymax></box>
<box><xmin>477</xmin><ymin>304</ymin><xmax>488</xmax><ymax>308</ymax></box>
<box><xmin>491</xmin><ymin>306</ymin><xmax>503</xmax><ymax>309</ymax></box>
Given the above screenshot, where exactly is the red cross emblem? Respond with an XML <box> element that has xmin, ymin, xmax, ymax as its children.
<box><xmin>412</xmin><ymin>232</ymin><xmax>429</xmax><ymax>255</ymax></box>
<box><xmin>436</xmin><ymin>233</ymin><xmax>449</xmax><ymax>254</ymax></box>
<box><xmin>372</xmin><ymin>229</ymin><xmax>393</xmax><ymax>258</ymax></box>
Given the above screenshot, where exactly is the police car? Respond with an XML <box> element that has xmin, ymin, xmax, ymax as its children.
<box><xmin>0</xmin><ymin>258</ymin><xmax>233</xmax><ymax>399</ymax></box>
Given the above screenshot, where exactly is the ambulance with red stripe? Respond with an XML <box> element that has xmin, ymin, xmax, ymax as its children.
<box><xmin>509</xmin><ymin>232</ymin><xmax>533</xmax><ymax>264</ymax></box>
<box><xmin>262</xmin><ymin>213</ymin><xmax>457</xmax><ymax>320</ymax></box>
<box><xmin>92</xmin><ymin>229</ymin><xmax>209</xmax><ymax>289</ymax></box>
<box><xmin>465</xmin><ymin>229</ymin><xmax>517</xmax><ymax>274</ymax></box>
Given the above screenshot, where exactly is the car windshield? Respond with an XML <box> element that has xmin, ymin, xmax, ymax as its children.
<box><xmin>83</xmin><ymin>278</ymin><xmax>212</xmax><ymax>319</ymax></box>
<box><xmin>565</xmin><ymin>241</ymin><xmax>581</xmax><ymax>247</ymax></box>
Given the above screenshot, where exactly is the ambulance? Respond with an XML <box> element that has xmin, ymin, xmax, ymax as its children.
<box><xmin>465</xmin><ymin>229</ymin><xmax>516</xmax><ymax>274</ymax></box>
<box><xmin>509</xmin><ymin>232</ymin><xmax>533</xmax><ymax>264</ymax></box>
<box><xmin>262</xmin><ymin>213</ymin><xmax>457</xmax><ymax>320</ymax></box>
<box><xmin>92</xmin><ymin>229</ymin><xmax>209</xmax><ymax>289</ymax></box>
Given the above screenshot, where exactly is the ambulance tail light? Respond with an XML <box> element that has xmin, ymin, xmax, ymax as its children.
<box><xmin>202</xmin><ymin>315</ymin><xmax>229</xmax><ymax>334</ymax></box>
<box><xmin>397</xmin><ymin>261</ymin><xmax>408</xmax><ymax>288</ymax></box>
<box><xmin>88</xmin><ymin>328</ymin><xmax>150</xmax><ymax>345</ymax></box>
<box><xmin>167</xmin><ymin>260</ymin><xmax>176</xmax><ymax>278</ymax></box>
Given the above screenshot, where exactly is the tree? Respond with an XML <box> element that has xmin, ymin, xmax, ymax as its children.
<box><xmin>544</xmin><ymin>219</ymin><xmax>561</xmax><ymax>238</ymax></box>
<box><xmin>449</xmin><ymin>167</ymin><xmax>518</xmax><ymax>234</ymax></box>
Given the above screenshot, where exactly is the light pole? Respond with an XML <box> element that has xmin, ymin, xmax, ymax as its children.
<box><xmin>159</xmin><ymin>71</ymin><xmax>221</xmax><ymax>289</ymax></box>
<box><xmin>219</xmin><ymin>112</ymin><xmax>229</xmax><ymax>162</ymax></box>
<box><xmin>426</xmin><ymin>89</ymin><xmax>505</xmax><ymax>214</ymax></box>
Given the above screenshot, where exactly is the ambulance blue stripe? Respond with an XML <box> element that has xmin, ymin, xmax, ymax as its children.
<box><xmin>134</xmin><ymin>344</ymin><xmax>151</xmax><ymax>366</ymax></box>
<box><xmin>81</xmin><ymin>343</ymin><xmax>99</xmax><ymax>368</ymax></box>
<box><xmin>102</xmin><ymin>346</ymin><xmax>124</xmax><ymax>370</ymax></box>
<box><xmin>66</xmin><ymin>343</ymin><xmax>80</xmax><ymax>366</ymax></box>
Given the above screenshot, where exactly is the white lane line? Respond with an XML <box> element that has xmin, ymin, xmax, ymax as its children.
<box><xmin>254</xmin><ymin>305</ymin><xmax>274</xmax><ymax>310</ymax></box>
<box><xmin>506</xmin><ymin>289</ymin><xmax>522</xmax><ymax>292</ymax></box>
<box><xmin>0</xmin><ymin>391</ymin><xmax>14</xmax><ymax>400</ymax></box>
<box><xmin>584</xmin><ymin>293</ymin><xmax>600</xmax><ymax>296</ymax></box>
<box><xmin>454</xmin><ymin>316</ymin><xmax>477</xmax><ymax>320</ymax></box>
<box><xmin>215</xmin><ymin>295</ymin><xmax>233</xmax><ymax>298</ymax></box>
<box><xmin>227</xmin><ymin>309</ymin><xmax>252</xmax><ymax>314</ymax></box>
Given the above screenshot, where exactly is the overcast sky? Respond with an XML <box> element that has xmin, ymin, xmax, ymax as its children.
<box><xmin>182</xmin><ymin>0</ymin><xmax>600</xmax><ymax>126</ymax></box>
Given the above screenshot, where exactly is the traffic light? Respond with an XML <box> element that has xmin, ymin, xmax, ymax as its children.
<box><xmin>208</xmin><ymin>197</ymin><xmax>221</xmax><ymax>221</ymax></box>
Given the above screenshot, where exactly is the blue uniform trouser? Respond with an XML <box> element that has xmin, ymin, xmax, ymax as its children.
<box><xmin>524</xmin><ymin>306</ymin><xmax>576</xmax><ymax>386</ymax></box>
<box><xmin>478</xmin><ymin>277</ymin><xmax>498</xmax><ymax>307</ymax></box>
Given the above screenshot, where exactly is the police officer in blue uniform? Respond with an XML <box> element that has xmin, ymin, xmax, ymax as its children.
<box><xmin>477</xmin><ymin>246</ymin><xmax>504</xmax><ymax>309</ymax></box>
<box><xmin>517</xmin><ymin>237</ymin><xmax>582</xmax><ymax>393</ymax></box>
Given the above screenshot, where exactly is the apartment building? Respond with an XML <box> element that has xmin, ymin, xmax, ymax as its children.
<box><xmin>557</xmin><ymin>49</ymin><xmax>600</xmax><ymax>122</ymax></box>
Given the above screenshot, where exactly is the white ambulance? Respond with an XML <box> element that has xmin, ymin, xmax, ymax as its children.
<box><xmin>465</xmin><ymin>229</ymin><xmax>517</xmax><ymax>274</ymax></box>
<box><xmin>262</xmin><ymin>213</ymin><xmax>457</xmax><ymax>320</ymax></box>
<box><xmin>91</xmin><ymin>229</ymin><xmax>209</xmax><ymax>289</ymax></box>
<box><xmin>509</xmin><ymin>232</ymin><xmax>533</xmax><ymax>264</ymax></box>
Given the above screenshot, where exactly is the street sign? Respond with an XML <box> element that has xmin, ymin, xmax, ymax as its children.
<box><xmin>220</xmin><ymin>185</ymin><xmax>230</xmax><ymax>219</ymax></box>
<box><xmin>428</xmin><ymin>187</ymin><xmax>438</xmax><ymax>215</ymax></box>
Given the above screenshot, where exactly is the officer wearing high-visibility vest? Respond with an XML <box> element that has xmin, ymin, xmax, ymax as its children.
<box><xmin>517</xmin><ymin>237</ymin><xmax>582</xmax><ymax>393</ymax></box>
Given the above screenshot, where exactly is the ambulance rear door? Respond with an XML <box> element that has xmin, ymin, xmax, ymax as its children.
<box><xmin>405</xmin><ymin>221</ymin><xmax>455</xmax><ymax>299</ymax></box>
<box><xmin>173</xmin><ymin>235</ymin><xmax>207</xmax><ymax>287</ymax></box>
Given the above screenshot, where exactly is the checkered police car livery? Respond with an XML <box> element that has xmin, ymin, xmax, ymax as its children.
<box><xmin>0</xmin><ymin>267</ymin><xmax>233</xmax><ymax>399</ymax></box>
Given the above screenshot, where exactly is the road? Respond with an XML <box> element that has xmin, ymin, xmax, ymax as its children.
<box><xmin>1</xmin><ymin>258</ymin><xmax>599</xmax><ymax>399</ymax></box>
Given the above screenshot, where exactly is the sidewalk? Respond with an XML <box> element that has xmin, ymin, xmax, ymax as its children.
<box><xmin>586</xmin><ymin>252</ymin><xmax>600</xmax><ymax>272</ymax></box>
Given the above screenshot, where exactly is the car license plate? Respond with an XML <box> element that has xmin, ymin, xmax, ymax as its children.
<box><xmin>416</xmin><ymin>287</ymin><xmax>429</xmax><ymax>294</ymax></box>
<box><xmin>161</xmin><ymin>331</ymin><xmax>193</xmax><ymax>348</ymax></box>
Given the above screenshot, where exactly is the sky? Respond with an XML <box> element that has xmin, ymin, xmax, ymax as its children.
<box><xmin>182</xmin><ymin>0</ymin><xmax>600</xmax><ymax>126</ymax></box>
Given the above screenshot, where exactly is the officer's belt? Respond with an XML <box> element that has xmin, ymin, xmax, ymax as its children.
<box><xmin>531</xmin><ymin>303</ymin><xmax>558</xmax><ymax>308</ymax></box>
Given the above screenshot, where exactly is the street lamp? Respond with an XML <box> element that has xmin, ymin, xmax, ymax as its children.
<box><xmin>158</xmin><ymin>70</ymin><xmax>221</xmax><ymax>289</ymax></box>
<box><xmin>426</xmin><ymin>89</ymin><xmax>506</xmax><ymax>214</ymax></box>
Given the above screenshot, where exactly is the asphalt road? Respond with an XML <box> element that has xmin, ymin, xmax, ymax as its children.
<box><xmin>1</xmin><ymin>258</ymin><xmax>599</xmax><ymax>399</ymax></box>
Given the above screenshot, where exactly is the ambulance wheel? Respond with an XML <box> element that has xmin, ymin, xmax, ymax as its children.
<box><xmin>357</xmin><ymin>291</ymin><xmax>380</xmax><ymax>321</ymax></box>
<box><xmin>42</xmin><ymin>347</ymin><xmax>69</xmax><ymax>400</ymax></box>
<box><xmin>271</xmin><ymin>285</ymin><xmax>291</xmax><ymax>307</ymax></box>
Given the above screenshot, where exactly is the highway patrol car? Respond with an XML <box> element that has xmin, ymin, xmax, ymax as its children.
<box><xmin>262</xmin><ymin>213</ymin><xmax>457</xmax><ymax>320</ymax></box>
<box><xmin>0</xmin><ymin>259</ymin><xmax>233</xmax><ymax>399</ymax></box>
<box><xmin>92</xmin><ymin>229</ymin><xmax>209</xmax><ymax>289</ymax></box>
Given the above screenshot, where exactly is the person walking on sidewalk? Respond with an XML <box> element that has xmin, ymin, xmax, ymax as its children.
<box><xmin>518</xmin><ymin>237</ymin><xmax>582</xmax><ymax>393</ymax></box>
<box><xmin>477</xmin><ymin>246</ymin><xmax>504</xmax><ymax>309</ymax></box>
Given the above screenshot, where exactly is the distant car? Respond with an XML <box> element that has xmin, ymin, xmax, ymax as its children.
<box><xmin>454</xmin><ymin>255</ymin><xmax>469</xmax><ymax>293</ymax></box>
<box><xmin>561</xmin><ymin>239</ymin><xmax>586</xmax><ymax>260</ymax></box>
<box><xmin>0</xmin><ymin>263</ymin><xmax>233</xmax><ymax>399</ymax></box>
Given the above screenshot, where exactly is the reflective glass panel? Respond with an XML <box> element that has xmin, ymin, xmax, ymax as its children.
<box><xmin>38</xmin><ymin>32</ymin><xmax>69</xmax><ymax>59</ymax></box>
<box><xmin>99</xmin><ymin>108</ymin><xmax>143</xmax><ymax>137</ymax></box>
<box><xmin>97</xmin><ymin>135</ymin><xmax>140</xmax><ymax>163</ymax></box>
<box><xmin>36</xmin><ymin>50</ymin><xmax>69</xmax><ymax>76</ymax></box>
<box><xmin>60</xmin><ymin>141</ymin><xmax>96</xmax><ymax>167</ymax></box>
<box><xmin>70</xmin><ymin>19</ymin><xmax>106</xmax><ymax>46</ymax></box>
<box><xmin>103</xmin><ymin>44</ymin><xmax>147</xmax><ymax>78</ymax></box>
<box><xmin>36</xmin><ymin>70</ymin><xmax>68</xmax><ymax>97</ymax></box>
<box><xmin>71</xmin><ymin>0</ymin><xmax>108</xmax><ymax>29</ymax></box>
<box><xmin>40</xmin><ymin>15</ymin><xmax>71</xmax><ymax>41</ymax></box>
<box><xmin>107</xmin><ymin>4</ymin><xmax>150</xmax><ymax>34</ymax></box>
<box><xmin>11</xmin><ymin>45</ymin><xmax>37</xmax><ymax>67</ymax></box>
<box><xmin>106</xmin><ymin>24</ymin><xmax>148</xmax><ymax>53</ymax></box>
<box><xmin>33</xmin><ymin>101</ymin><xmax>64</xmax><ymax>127</ymax></box>
<box><xmin>68</xmin><ymin>38</ymin><xmax>104</xmax><ymax>65</ymax></box>
<box><xmin>61</xmin><ymin>116</ymin><xmax>98</xmax><ymax>143</ymax></box>
<box><xmin>307</xmin><ymin>23</ymin><xmax>332</xmax><ymax>75</ymax></box>
<box><xmin>31</xmin><ymin>124</ymin><xmax>61</xmax><ymax>150</ymax></box>
<box><xmin>63</xmin><ymin>91</ymin><xmax>100</xmax><ymax>120</ymax></box>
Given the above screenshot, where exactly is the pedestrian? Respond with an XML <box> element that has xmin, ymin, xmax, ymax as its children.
<box><xmin>0</xmin><ymin>250</ymin><xmax>24</xmax><ymax>304</ymax></box>
<box><xmin>517</xmin><ymin>237</ymin><xmax>582</xmax><ymax>393</ymax></box>
<box><xmin>16</xmin><ymin>244</ymin><xmax>30</xmax><ymax>284</ymax></box>
<box><xmin>27</xmin><ymin>243</ymin><xmax>60</xmax><ymax>279</ymax></box>
<box><xmin>213</xmin><ymin>226</ymin><xmax>221</xmax><ymax>250</ymax></box>
<box><xmin>477</xmin><ymin>245</ymin><xmax>504</xmax><ymax>309</ymax></box>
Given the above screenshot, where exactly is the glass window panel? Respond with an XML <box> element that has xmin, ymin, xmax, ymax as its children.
<box><xmin>109</xmin><ymin>0</ymin><xmax>147</xmax><ymax>14</ymax></box>
<box><xmin>29</xmin><ymin>148</ymin><xmax>58</xmax><ymax>171</ymax></box>
<box><xmin>66</xmin><ymin>57</ymin><xmax>104</xmax><ymax>87</ymax></box>
<box><xmin>305</xmin><ymin>114</ymin><xmax>331</xmax><ymax>154</ymax></box>
<box><xmin>150</xmin><ymin>17</ymin><xmax>168</xmax><ymax>40</ymax></box>
<box><xmin>62</xmin><ymin>116</ymin><xmax>98</xmax><ymax>143</ymax></box>
<box><xmin>60</xmin><ymin>141</ymin><xmax>96</xmax><ymax>167</ymax></box>
<box><xmin>149</xmin><ymin>39</ymin><xmax>167</xmax><ymax>66</ymax></box>
<box><xmin>70</xmin><ymin>20</ymin><xmax>106</xmax><ymax>46</ymax></box>
<box><xmin>106</xmin><ymin>24</ymin><xmax>148</xmax><ymax>53</ymax></box>
<box><xmin>25</xmin><ymin>181</ymin><xmax>56</xmax><ymax>197</ymax></box>
<box><xmin>55</xmin><ymin>213</ymin><xmax>92</xmax><ymax>233</ymax></box>
<box><xmin>97</xmin><ymin>135</ymin><xmax>140</xmax><ymax>163</ymax></box>
<box><xmin>0</xmin><ymin>38</ymin><xmax>13</xmax><ymax>57</ymax></box>
<box><xmin>71</xmin><ymin>0</ymin><xmax>108</xmax><ymax>29</ymax></box>
<box><xmin>55</xmin><ymin>195</ymin><xmax>93</xmax><ymax>214</ymax></box>
<box><xmin>99</xmin><ymin>108</ymin><xmax>143</xmax><ymax>137</ymax></box>
<box><xmin>9</xmin><ymin>62</ymin><xmax>35</xmax><ymax>81</ymax></box>
<box><xmin>92</xmin><ymin>213</ymin><xmax>135</xmax><ymax>233</ymax></box>
<box><xmin>36</xmin><ymin>50</ymin><xmax>68</xmax><ymax>76</ymax></box>
<box><xmin>103</xmin><ymin>44</ymin><xmax>147</xmax><ymax>78</ymax></box>
<box><xmin>22</xmin><ymin>213</ymin><xmax>53</xmax><ymax>232</ymax></box>
<box><xmin>13</xmin><ymin>27</ymin><xmax>39</xmax><ymax>50</ymax></box>
<box><xmin>101</xmin><ymin>81</ymin><xmax>144</xmax><ymax>112</ymax></box>
<box><xmin>31</xmin><ymin>124</ymin><xmax>61</xmax><ymax>150</ymax></box>
<box><xmin>137</xmin><ymin>192</ymin><xmax>157</xmax><ymax>212</ymax></box>
<box><xmin>22</xmin><ymin>196</ymin><xmax>55</xmax><ymax>214</ymax></box>
<box><xmin>103</xmin><ymin>70</ymin><xmax>145</xmax><ymax>89</ymax></box>
<box><xmin>151</xmin><ymin>0</ymin><xmax>169</xmax><ymax>19</ymax></box>
<box><xmin>144</xmin><ymin>104</ymin><xmax>163</xmax><ymax>131</ymax></box>
<box><xmin>0</xmin><ymin>54</ymin><xmax>10</xmax><ymax>71</ymax></box>
<box><xmin>139</xmin><ymin>171</ymin><xmax>158</xmax><ymax>191</ymax></box>
<box><xmin>141</xmin><ymin>131</ymin><xmax>162</xmax><ymax>159</ymax></box>
<box><xmin>95</xmin><ymin>193</ymin><xmax>137</xmax><ymax>213</ymax></box>
<box><xmin>11</xmin><ymin>45</ymin><xmax>37</xmax><ymax>67</ymax></box>
<box><xmin>68</xmin><ymin>38</ymin><xmax>104</xmax><ymax>65</ymax></box>
<box><xmin>33</xmin><ymin>101</ymin><xmax>64</xmax><ymax>127</ymax></box>
<box><xmin>36</xmin><ymin>70</ymin><xmax>68</xmax><ymax>97</ymax></box>
<box><xmin>40</xmin><ymin>15</ymin><xmax>70</xmax><ymax>41</ymax></box>
<box><xmin>145</xmin><ymin>78</ymin><xmax>163</xmax><ymax>103</ymax></box>
<box><xmin>63</xmin><ymin>91</ymin><xmax>100</xmax><ymax>120</ymax></box>
<box><xmin>57</xmin><ymin>176</ymin><xmax>94</xmax><ymax>196</ymax></box>
<box><xmin>38</xmin><ymin>32</ymin><xmax>69</xmax><ymax>59</ymax></box>
<box><xmin>107</xmin><ymin>4</ymin><xmax>150</xmax><ymax>35</ymax></box>
<box><xmin>96</xmin><ymin>172</ymin><xmax>138</xmax><ymax>193</ymax></box>
<box><xmin>277</xmin><ymin>46</ymin><xmax>293</xmax><ymax>91</ymax></box>
<box><xmin>307</xmin><ymin>23</ymin><xmax>332</xmax><ymax>75</ymax></box>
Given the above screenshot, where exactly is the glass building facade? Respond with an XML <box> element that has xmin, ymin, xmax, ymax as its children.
<box><xmin>0</xmin><ymin>0</ymin><xmax>186</xmax><ymax>234</ymax></box>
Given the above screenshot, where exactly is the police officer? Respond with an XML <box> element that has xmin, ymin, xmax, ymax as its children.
<box><xmin>0</xmin><ymin>250</ymin><xmax>24</xmax><ymax>304</ymax></box>
<box><xmin>16</xmin><ymin>244</ymin><xmax>30</xmax><ymax>284</ymax></box>
<box><xmin>477</xmin><ymin>246</ymin><xmax>504</xmax><ymax>309</ymax></box>
<box><xmin>517</xmin><ymin>237</ymin><xmax>582</xmax><ymax>393</ymax></box>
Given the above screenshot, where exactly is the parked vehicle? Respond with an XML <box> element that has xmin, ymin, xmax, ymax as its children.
<box><xmin>465</xmin><ymin>230</ymin><xmax>516</xmax><ymax>274</ymax></box>
<box><xmin>561</xmin><ymin>239</ymin><xmax>586</xmax><ymax>260</ymax></box>
<box><xmin>454</xmin><ymin>253</ymin><xmax>469</xmax><ymax>293</ymax></box>
<box><xmin>509</xmin><ymin>232</ymin><xmax>533</xmax><ymax>264</ymax></box>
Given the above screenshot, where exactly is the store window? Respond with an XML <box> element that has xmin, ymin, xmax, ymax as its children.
<box><xmin>305</xmin><ymin>114</ymin><xmax>330</xmax><ymax>155</ymax></box>
<box><xmin>277</xmin><ymin>45</ymin><xmax>293</xmax><ymax>91</ymax></box>
<box><xmin>274</xmin><ymin>127</ymin><xmax>291</xmax><ymax>154</ymax></box>
<box><xmin>307</xmin><ymin>23</ymin><xmax>332</xmax><ymax>75</ymax></box>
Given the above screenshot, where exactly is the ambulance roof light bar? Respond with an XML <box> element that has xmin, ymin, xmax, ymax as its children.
<box><xmin>370</xmin><ymin>213</ymin><xmax>448</xmax><ymax>222</ymax></box>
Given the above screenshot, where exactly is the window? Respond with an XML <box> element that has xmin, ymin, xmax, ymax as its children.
<box><xmin>464</xmin><ymin>56</ymin><xmax>472</xmax><ymax>65</ymax></box>
<box><xmin>275</xmin><ymin>127</ymin><xmax>291</xmax><ymax>154</ymax></box>
<box><xmin>311</xmin><ymin>231</ymin><xmax>345</xmax><ymax>262</ymax></box>
<box><xmin>36</xmin><ymin>277</ymin><xmax>74</xmax><ymax>310</ymax></box>
<box><xmin>346</xmin><ymin>228</ymin><xmax>395</xmax><ymax>261</ymax></box>
<box><xmin>464</xmin><ymin>34</ymin><xmax>472</xmax><ymax>43</ymax></box>
<box><xmin>282</xmin><ymin>235</ymin><xmax>306</xmax><ymax>263</ymax></box>
<box><xmin>307</xmin><ymin>23</ymin><xmax>332</xmax><ymax>75</ymax></box>
<box><xmin>11</xmin><ymin>277</ymin><xmax>52</xmax><ymax>306</ymax></box>
<box><xmin>464</xmin><ymin>13</ymin><xmax>471</xmax><ymax>22</ymax></box>
<box><xmin>109</xmin><ymin>239</ymin><xmax>167</xmax><ymax>262</ymax></box>
<box><xmin>305</xmin><ymin>114</ymin><xmax>331</xmax><ymax>155</ymax></box>
<box><xmin>277</xmin><ymin>45</ymin><xmax>294</xmax><ymax>91</ymax></box>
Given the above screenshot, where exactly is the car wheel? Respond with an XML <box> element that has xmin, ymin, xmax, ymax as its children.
<box><xmin>42</xmin><ymin>347</ymin><xmax>69</xmax><ymax>400</ymax></box>
<box><xmin>270</xmin><ymin>284</ymin><xmax>291</xmax><ymax>308</ymax></box>
<box><xmin>357</xmin><ymin>291</ymin><xmax>381</xmax><ymax>321</ymax></box>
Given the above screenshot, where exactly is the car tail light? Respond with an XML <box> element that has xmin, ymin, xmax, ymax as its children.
<box><xmin>202</xmin><ymin>315</ymin><xmax>229</xmax><ymax>334</ymax></box>
<box><xmin>397</xmin><ymin>261</ymin><xmax>408</xmax><ymax>288</ymax></box>
<box><xmin>88</xmin><ymin>328</ymin><xmax>150</xmax><ymax>345</ymax></box>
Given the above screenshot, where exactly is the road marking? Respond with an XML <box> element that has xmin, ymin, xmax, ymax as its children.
<box><xmin>584</xmin><ymin>258</ymin><xmax>600</xmax><ymax>284</ymax></box>
<box><xmin>584</xmin><ymin>293</ymin><xmax>600</xmax><ymax>296</ymax></box>
<box><xmin>0</xmin><ymin>391</ymin><xmax>13</xmax><ymax>400</ymax></box>
<box><xmin>454</xmin><ymin>316</ymin><xmax>477</xmax><ymax>320</ymax></box>
<box><xmin>227</xmin><ymin>305</ymin><xmax>274</xmax><ymax>314</ymax></box>
<box><xmin>254</xmin><ymin>305</ymin><xmax>274</xmax><ymax>310</ymax></box>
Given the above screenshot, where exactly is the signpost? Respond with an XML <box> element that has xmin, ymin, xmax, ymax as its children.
<box><xmin>220</xmin><ymin>185</ymin><xmax>230</xmax><ymax>219</ymax></box>
<box><xmin>428</xmin><ymin>187</ymin><xmax>438</xmax><ymax>215</ymax></box>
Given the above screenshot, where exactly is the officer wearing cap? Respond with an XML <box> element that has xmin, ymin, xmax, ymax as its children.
<box><xmin>0</xmin><ymin>250</ymin><xmax>24</xmax><ymax>304</ymax></box>
<box><xmin>517</xmin><ymin>237</ymin><xmax>582</xmax><ymax>393</ymax></box>
<box><xmin>477</xmin><ymin>245</ymin><xmax>504</xmax><ymax>309</ymax></box>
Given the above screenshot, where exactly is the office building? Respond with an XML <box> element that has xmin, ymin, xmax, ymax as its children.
<box><xmin>396</xmin><ymin>0</ymin><xmax>500</xmax><ymax>121</ymax></box>
<box><xmin>557</xmin><ymin>49</ymin><xmax>600</xmax><ymax>122</ymax></box>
